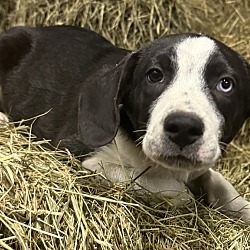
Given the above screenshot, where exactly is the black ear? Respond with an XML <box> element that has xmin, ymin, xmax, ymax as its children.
<box><xmin>78</xmin><ymin>52</ymin><xmax>138</xmax><ymax>148</ymax></box>
<box><xmin>0</xmin><ymin>27</ymin><xmax>32</xmax><ymax>73</ymax></box>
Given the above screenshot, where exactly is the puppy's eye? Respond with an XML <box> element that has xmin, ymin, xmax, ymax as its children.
<box><xmin>147</xmin><ymin>68</ymin><xmax>164</xmax><ymax>83</ymax></box>
<box><xmin>216</xmin><ymin>77</ymin><xmax>234</xmax><ymax>93</ymax></box>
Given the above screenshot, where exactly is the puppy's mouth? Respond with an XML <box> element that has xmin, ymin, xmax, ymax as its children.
<box><xmin>150</xmin><ymin>154</ymin><xmax>202</xmax><ymax>170</ymax></box>
<box><xmin>164</xmin><ymin>154</ymin><xmax>197</xmax><ymax>165</ymax></box>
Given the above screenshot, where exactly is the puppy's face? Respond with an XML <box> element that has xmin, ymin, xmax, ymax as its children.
<box><xmin>79</xmin><ymin>33</ymin><xmax>250</xmax><ymax>177</ymax></box>
<box><xmin>123</xmin><ymin>34</ymin><xmax>250</xmax><ymax>175</ymax></box>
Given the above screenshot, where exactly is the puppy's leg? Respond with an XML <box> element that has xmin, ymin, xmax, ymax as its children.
<box><xmin>188</xmin><ymin>168</ymin><xmax>250</xmax><ymax>222</ymax></box>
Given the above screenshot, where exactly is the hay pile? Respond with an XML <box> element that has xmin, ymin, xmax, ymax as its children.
<box><xmin>0</xmin><ymin>0</ymin><xmax>250</xmax><ymax>249</ymax></box>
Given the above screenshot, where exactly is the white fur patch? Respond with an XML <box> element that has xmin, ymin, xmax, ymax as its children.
<box><xmin>0</xmin><ymin>87</ymin><xmax>9</xmax><ymax>123</ymax></box>
<box><xmin>143</xmin><ymin>36</ymin><xmax>223</xmax><ymax>176</ymax></box>
<box><xmin>82</xmin><ymin>130</ymin><xmax>147</xmax><ymax>182</ymax></box>
<box><xmin>0</xmin><ymin>112</ymin><xmax>9</xmax><ymax>123</ymax></box>
<box><xmin>82</xmin><ymin>130</ymin><xmax>193</xmax><ymax>204</ymax></box>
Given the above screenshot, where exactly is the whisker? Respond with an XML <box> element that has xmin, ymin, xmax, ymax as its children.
<box><xmin>136</xmin><ymin>140</ymin><xmax>143</xmax><ymax>147</ymax></box>
<box><xmin>135</xmin><ymin>135</ymin><xmax>145</xmax><ymax>143</ymax></box>
<box><xmin>220</xmin><ymin>147</ymin><xmax>228</xmax><ymax>154</ymax></box>
<box><xmin>138</xmin><ymin>121</ymin><xmax>148</xmax><ymax>126</ymax></box>
<box><xmin>219</xmin><ymin>141</ymin><xmax>227</xmax><ymax>147</ymax></box>
<box><xmin>135</xmin><ymin>135</ymin><xmax>145</xmax><ymax>147</ymax></box>
<box><xmin>133</xmin><ymin>129</ymin><xmax>147</xmax><ymax>133</ymax></box>
<box><xmin>219</xmin><ymin>141</ymin><xmax>229</xmax><ymax>153</ymax></box>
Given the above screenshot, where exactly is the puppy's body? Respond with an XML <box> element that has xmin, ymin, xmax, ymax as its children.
<box><xmin>0</xmin><ymin>26</ymin><xmax>249</xmax><ymax>221</ymax></box>
<box><xmin>0</xmin><ymin>26</ymin><xmax>127</xmax><ymax>155</ymax></box>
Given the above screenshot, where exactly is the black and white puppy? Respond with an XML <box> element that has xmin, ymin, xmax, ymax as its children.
<box><xmin>0</xmin><ymin>26</ymin><xmax>249</xmax><ymax>221</ymax></box>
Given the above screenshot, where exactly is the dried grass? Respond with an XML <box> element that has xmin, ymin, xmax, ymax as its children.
<box><xmin>0</xmin><ymin>0</ymin><xmax>250</xmax><ymax>249</ymax></box>
<box><xmin>0</xmin><ymin>123</ymin><xmax>249</xmax><ymax>249</ymax></box>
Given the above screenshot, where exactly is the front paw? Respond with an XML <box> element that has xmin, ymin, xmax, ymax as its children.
<box><xmin>0</xmin><ymin>112</ymin><xmax>9</xmax><ymax>123</ymax></box>
<box><xmin>223</xmin><ymin>201</ymin><xmax>250</xmax><ymax>223</ymax></box>
<box><xmin>241</xmin><ymin>202</ymin><xmax>250</xmax><ymax>223</ymax></box>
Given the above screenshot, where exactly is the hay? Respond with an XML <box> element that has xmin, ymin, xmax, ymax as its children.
<box><xmin>0</xmin><ymin>0</ymin><xmax>250</xmax><ymax>249</ymax></box>
<box><xmin>0</xmin><ymin>123</ymin><xmax>249</xmax><ymax>249</ymax></box>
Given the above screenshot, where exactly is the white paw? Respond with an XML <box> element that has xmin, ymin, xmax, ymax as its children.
<box><xmin>0</xmin><ymin>112</ymin><xmax>9</xmax><ymax>123</ymax></box>
<box><xmin>241</xmin><ymin>202</ymin><xmax>250</xmax><ymax>223</ymax></box>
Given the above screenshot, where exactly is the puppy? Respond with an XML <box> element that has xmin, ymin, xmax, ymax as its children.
<box><xmin>0</xmin><ymin>26</ymin><xmax>249</xmax><ymax>222</ymax></box>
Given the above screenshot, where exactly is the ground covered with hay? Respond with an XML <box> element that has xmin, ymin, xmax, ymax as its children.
<box><xmin>0</xmin><ymin>0</ymin><xmax>250</xmax><ymax>249</ymax></box>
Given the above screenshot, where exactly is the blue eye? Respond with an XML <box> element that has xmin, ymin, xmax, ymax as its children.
<box><xmin>147</xmin><ymin>68</ymin><xmax>164</xmax><ymax>83</ymax></box>
<box><xmin>216</xmin><ymin>77</ymin><xmax>234</xmax><ymax>93</ymax></box>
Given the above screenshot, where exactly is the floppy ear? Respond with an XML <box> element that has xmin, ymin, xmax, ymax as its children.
<box><xmin>0</xmin><ymin>27</ymin><xmax>32</xmax><ymax>73</ymax></box>
<box><xmin>78</xmin><ymin>52</ymin><xmax>138</xmax><ymax>148</ymax></box>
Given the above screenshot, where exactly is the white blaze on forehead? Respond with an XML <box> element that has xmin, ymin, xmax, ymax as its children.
<box><xmin>175</xmin><ymin>36</ymin><xmax>216</xmax><ymax>85</ymax></box>
<box><xmin>176</xmin><ymin>37</ymin><xmax>216</xmax><ymax>76</ymax></box>
<box><xmin>170</xmin><ymin>36</ymin><xmax>218</xmax><ymax>113</ymax></box>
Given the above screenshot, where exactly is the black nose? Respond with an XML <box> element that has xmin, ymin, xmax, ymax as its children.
<box><xmin>164</xmin><ymin>112</ymin><xmax>204</xmax><ymax>149</ymax></box>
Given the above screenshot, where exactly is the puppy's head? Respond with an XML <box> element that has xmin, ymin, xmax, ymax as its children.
<box><xmin>79</xmin><ymin>34</ymin><xmax>250</xmax><ymax>176</ymax></box>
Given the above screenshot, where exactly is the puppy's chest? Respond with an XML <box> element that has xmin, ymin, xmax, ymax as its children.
<box><xmin>82</xmin><ymin>131</ymin><xmax>148</xmax><ymax>180</ymax></box>
<box><xmin>82</xmin><ymin>131</ymin><xmax>191</xmax><ymax>200</ymax></box>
